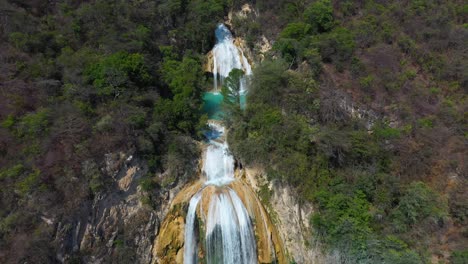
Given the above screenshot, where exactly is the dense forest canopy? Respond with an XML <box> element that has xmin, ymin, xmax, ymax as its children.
<box><xmin>0</xmin><ymin>0</ymin><xmax>466</xmax><ymax>263</ymax></box>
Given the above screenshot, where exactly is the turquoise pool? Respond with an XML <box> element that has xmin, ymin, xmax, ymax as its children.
<box><xmin>202</xmin><ymin>92</ymin><xmax>246</xmax><ymax>120</ymax></box>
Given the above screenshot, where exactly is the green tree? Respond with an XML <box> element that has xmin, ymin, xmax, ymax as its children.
<box><xmin>155</xmin><ymin>47</ymin><xmax>205</xmax><ymax>134</ymax></box>
<box><xmin>221</xmin><ymin>68</ymin><xmax>245</xmax><ymax>127</ymax></box>
<box><xmin>391</xmin><ymin>182</ymin><xmax>447</xmax><ymax>232</ymax></box>
<box><xmin>304</xmin><ymin>0</ymin><xmax>334</xmax><ymax>33</ymax></box>
<box><xmin>85</xmin><ymin>52</ymin><xmax>151</xmax><ymax>97</ymax></box>
<box><xmin>279</xmin><ymin>22</ymin><xmax>312</xmax><ymax>41</ymax></box>
<box><xmin>222</xmin><ymin>68</ymin><xmax>244</xmax><ymax>109</ymax></box>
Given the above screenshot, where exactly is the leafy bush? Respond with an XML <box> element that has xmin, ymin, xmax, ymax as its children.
<box><xmin>312</xmin><ymin>27</ymin><xmax>355</xmax><ymax>68</ymax></box>
<box><xmin>16</xmin><ymin>108</ymin><xmax>50</xmax><ymax>138</ymax></box>
<box><xmin>391</xmin><ymin>182</ymin><xmax>447</xmax><ymax>232</ymax></box>
<box><xmin>451</xmin><ymin>250</ymin><xmax>468</xmax><ymax>264</ymax></box>
<box><xmin>0</xmin><ymin>164</ymin><xmax>25</xmax><ymax>180</ymax></box>
<box><xmin>94</xmin><ymin>115</ymin><xmax>114</xmax><ymax>133</ymax></box>
<box><xmin>85</xmin><ymin>52</ymin><xmax>151</xmax><ymax>97</ymax></box>
<box><xmin>303</xmin><ymin>0</ymin><xmax>334</xmax><ymax>33</ymax></box>
<box><xmin>279</xmin><ymin>22</ymin><xmax>312</xmax><ymax>40</ymax></box>
<box><xmin>15</xmin><ymin>168</ymin><xmax>41</xmax><ymax>196</ymax></box>
<box><xmin>273</xmin><ymin>38</ymin><xmax>302</xmax><ymax>64</ymax></box>
<box><xmin>312</xmin><ymin>190</ymin><xmax>372</xmax><ymax>250</ymax></box>
<box><xmin>1</xmin><ymin>115</ymin><xmax>15</xmax><ymax>129</ymax></box>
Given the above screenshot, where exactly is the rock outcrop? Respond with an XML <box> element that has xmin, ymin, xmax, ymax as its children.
<box><xmin>244</xmin><ymin>168</ymin><xmax>319</xmax><ymax>264</ymax></box>
<box><xmin>52</xmin><ymin>151</ymin><xmax>191</xmax><ymax>264</ymax></box>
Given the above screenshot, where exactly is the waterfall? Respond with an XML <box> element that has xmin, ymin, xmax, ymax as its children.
<box><xmin>184</xmin><ymin>123</ymin><xmax>257</xmax><ymax>264</ymax></box>
<box><xmin>183</xmin><ymin>25</ymin><xmax>260</xmax><ymax>264</ymax></box>
<box><xmin>184</xmin><ymin>191</ymin><xmax>203</xmax><ymax>264</ymax></box>
<box><xmin>212</xmin><ymin>24</ymin><xmax>252</xmax><ymax>93</ymax></box>
<box><xmin>155</xmin><ymin>23</ymin><xmax>286</xmax><ymax>264</ymax></box>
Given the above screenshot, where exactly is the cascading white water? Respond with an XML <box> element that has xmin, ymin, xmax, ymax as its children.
<box><xmin>184</xmin><ymin>191</ymin><xmax>203</xmax><ymax>264</ymax></box>
<box><xmin>203</xmin><ymin>141</ymin><xmax>234</xmax><ymax>186</ymax></box>
<box><xmin>205</xmin><ymin>189</ymin><xmax>257</xmax><ymax>264</ymax></box>
<box><xmin>184</xmin><ymin>123</ymin><xmax>257</xmax><ymax>264</ymax></box>
<box><xmin>212</xmin><ymin>24</ymin><xmax>252</xmax><ymax>93</ymax></box>
<box><xmin>184</xmin><ymin>24</ymin><xmax>257</xmax><ymax>264</ymax></box>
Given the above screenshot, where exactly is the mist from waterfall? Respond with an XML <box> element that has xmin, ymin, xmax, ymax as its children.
<box><xmin>212</xmin><ymin>24</ymin><xmax>252</xmax><ymax>93</ymax></box>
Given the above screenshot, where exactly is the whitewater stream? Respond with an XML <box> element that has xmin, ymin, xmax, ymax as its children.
<box><xmin>183</xmin><ymin>24</ymin><xmax>257</xmax><ymax>264</ymax></box>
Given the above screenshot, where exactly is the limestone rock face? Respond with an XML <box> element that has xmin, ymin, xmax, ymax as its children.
<box><xmin>53</xmin><ymin>152</ymin><xmax>189</xmax><ymax>264</ymax></box>
<box><xmin>244</xmin><ymin>168</ymin><xmax>318</xmax><ymax>264</ymax></box>
<box><xmin>69</xmin><ymin>155</ymin><xmax>157</xmax><ymax>263</ymax></box>
<box><xmin>152</xmin><ymin>182</ymin><xmax>201</xmax><ymax>264</ymax></box>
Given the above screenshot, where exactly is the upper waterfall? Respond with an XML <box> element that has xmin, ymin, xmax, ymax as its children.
<box><xmin>212</xmin><ymin>24</ymin><xmax>252</xmax><ymax>93</ymax></box>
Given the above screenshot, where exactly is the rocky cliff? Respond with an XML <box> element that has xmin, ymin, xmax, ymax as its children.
<box><xmin>51</xmin><ymin>151</ymin><xmax>193</xmax><ymax>264</ymax></box>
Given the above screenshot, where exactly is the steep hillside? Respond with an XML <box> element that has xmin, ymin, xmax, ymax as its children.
<box><xmin>226</xmin><ymin>1</ymin><xmax>467</xmax><ymax>263</ymax></box>
<box><xmin>0</xmin><ymin>0</ymin><xmax>466</xmax><ymax>263</ymax></box>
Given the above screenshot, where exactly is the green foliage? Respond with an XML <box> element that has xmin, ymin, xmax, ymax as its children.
<box><xmin>161</xmin><ymin>52</ymin><xmax>202</xmax><ymax>98</ymax></box>
<box><xmin>139</xmin><ymin>175</ymin><xmax>159</xmax><ymax>192</ymax></box>
<box><xmin>85</xmin><ymin>52</ymin><xmax>151</xmax><ymax>97</ymax></box>
<box><xmin>279</xmin><ymin>22</ymin><xmax>312</xmax><ymax>41</ymax></box>
<box><xmin>303</xmin><ymin>48</ymin><xmax>322</xmax><ymax>77</ymax></box>
<box><xmin>391</xmin><ymin>182</ymin><xmax>447</xmax><ymax>232</ymax></box>
<box><xmin>9</xmin><ymin>32</ymin><xmax>29</xmax><ymax>50</ymax></box>
<box><xmin>221</xmin><ymin>69</ymin><xmax>245</xmax><ymax>126</ymax></box>
<box><xmin>161</xmin><ymin>0</ymin><xmax>229</xmax><ymax>52</ymax></box>
<box><xmin>154</xmin><ymin>49</ymin><xmax>205</xmax><ymax>134</ymax></box>
<box><xmin>0</xmin><ymin>164</ymin><xmax>25</xmax><ymax>180</ymax></box>
<box><xmin>417</xmin><ymin>117</ymin><xmax>434</xmax><ymax>128</ymax></box>
<box><xmin>312</xmin><ymin>190</ymin><xmax>372</xmax><ymax>249</ymax></box>
<box><xmin>163</xmin><ymin>135</ymin><xmax>199</xmax><ymax>181</ymax></box>
<box><xmin>373</xmin><ymin>123</ymin><xmax>401</xmax><ymax>140</ymax></box>
<box><xmin>312</xmin><ymin>27</ymin><xmax>355</xmax><ymax>68</ymax></box>
<box><xmin>359</xmin><ymin>75</ymin><xmax>374</xmax><ymax>91</ymax></box>
<box><xmin>381</xmin><ymin>244</ymin><xmax>422</xmax><ymax>264</ymax></box>
<box><xmin>1</xmin><ymin>115</ymin><xmax>16</xmax><ymax>129</ymax></box>
<box><xmin>82</xmin><ymin>161</ymin><xmax>103</xmax><ymax>194</ymax></box>
<box><xmin>0</xmin><ymin>212</ymin><xmax>22</xmax><ymax>236</ymax></box>
<box><xmin>273</xmin><ymin>38</ymin><xmax>302</xmax><ymax>64</ymax></box>
<box><xmin>249</xmin><ymin>59</ymin><xmax>288</xmax><ymax>106</ymax></box>
<box><xmin>16</xmin><ymin>108</ymin><xmax>50</xmax><ymax>138</ymax></box>
<box><xmin>451</xmin><ymin>250</ymin><xmax>468</xmax><ymax>264</ymax></box>
<box><xmin>303</xmin><ymin>0</ymin><xmax>334</xmax><ymax>33</ymax></box>
<box><xmin>15</xmin><ymin>168</ymin><xmax>41</xmax><ymax>196</ymax></box>
<box><xmin>1</xmin><ymin>0</ymin><xmax>466</xmax><ymax>261</ymax></box>
<box><xmin>94</xmin><ymin>115</ymin><xmax>113</xmax><ymax>133</ymax></box>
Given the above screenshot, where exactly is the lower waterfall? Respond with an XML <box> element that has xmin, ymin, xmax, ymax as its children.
<box><xmin>183</xmin><ymin>123</ymin><xmax>257</xmax><ymax>264</ymax></box>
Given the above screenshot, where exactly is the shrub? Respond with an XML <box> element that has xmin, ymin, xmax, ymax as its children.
<box><xmin>279</xmin><ymin>22</ymin><xmax>312</xmax><ymax>41</ymax></box>
<box><xmin>85</xmin><ymin>52</ymin><xmax>151</xmax><ymax>97</ymax></box>
<box><xmin>451</xmin><ymin>250</ymin><xmax>468</xmax><ymax>264</ymax></box>
<box><xmin>312</xmin><ymin>190</ymin><xmax>372</xmax><ymax>250</ymax></box>
<box><xmin>391</xmin><ymin>182</ymin><xmax>447</xmax><ymax>232</ymax></box>
<box><xmin>0</xmin><ymin>164</ymin><xmax>25</xmax><ymax>180</ymax></box>
<box><xmin>9</xmin><ymin>32</ymin><xmax>29</xmax><ymax>50</ymax></box>
<box><xmin>94</xmin><ymin>115</ymin><xmax>114</xmax><ymax>133</ymax></box>
<box><xmin>304</xmin><ymin>0</ymin><xmax>334</xmax><ymax>33</ymax></box>
<box><xmin>1</xmin><ymin>115</ymin><xmax>15</xmax><ymax>129</ymax></box>
<box><xmin>359</xmin><ymin>75</ymin><xmax>374</xmax><ymax>91</ymax></box>
<box><xmin>313</xmin><ymin>27</ymin><xmax>355</xmax><ymax>67</ymax></box>
<box><xmin>16</xmin><ymin>108</ymin><xmax>50</xmax><ymax>138</ymax></box>
<box><xmin>303</xmin><ymin>48</ymin><xmax>322</xmax><ymax>77</ymax></box>
<box><xmin>273</xmin><ymin>38</ymin><xmax>302</xmax><ymax>64</ymax></box>
<box><xmin>15</xmin><ymin>168</ymin><xmax>41</xmax><ymax>196</ymax></box>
